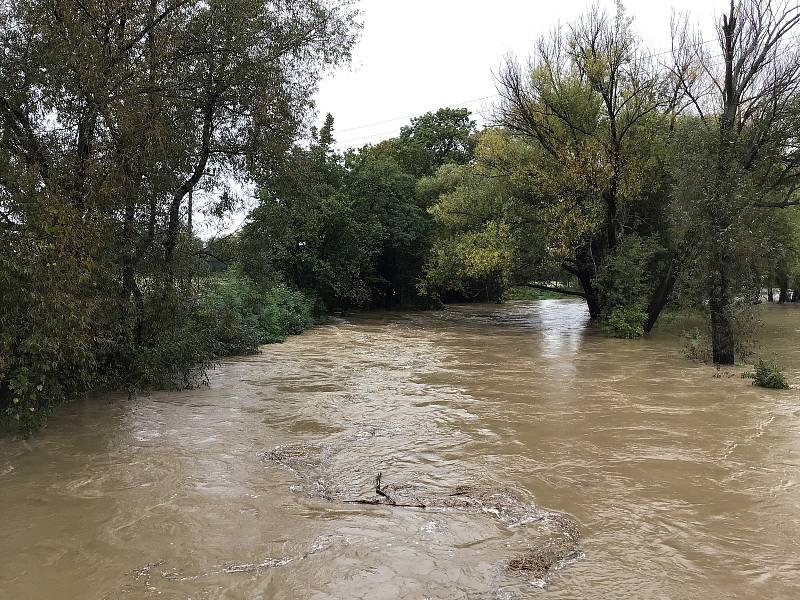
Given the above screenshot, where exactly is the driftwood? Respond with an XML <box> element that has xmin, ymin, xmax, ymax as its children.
<box><xmin>266</xmin><ymin>443</ymin><xmax>583</xmax><ymax>582</ymax></box>
<box><xmin>341</xmin><ymin>472</ymin><xmax>426</xmax><ymax>508</ymax></box>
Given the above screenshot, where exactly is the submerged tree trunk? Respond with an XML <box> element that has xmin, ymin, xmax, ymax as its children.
<box><xmin>644</xmin><ymin>259</ymin><xmax>678</xmax><ymax>333</ymax></box>
<box><xmin>573</xmin><ymin>267</ymin><xmax>601</xmax><ymax>319</ymax></box>
<box><xmin>709</xmin><ymin>262</ymin><xmax>735</xmax><ymax>364</ymax></box>
<box><xmin>777</xmin><ymin>271</ymin><xmax>789</xmax><ymax>303</ymax></box>
<box><xmin>706</xmin><ymin>5</ymin><xmax>739</xmax><ymax>366</ymax></box>
<box><xmin>567</xmin><ymin>245</ymin><xmax>602</xmax><ymax>319</ymax></box>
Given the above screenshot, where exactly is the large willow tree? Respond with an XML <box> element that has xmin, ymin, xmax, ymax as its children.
<box><xmin>494</xmin><ymin>5</ymin><xmax>680</xmax><ymax>328</ymax></box>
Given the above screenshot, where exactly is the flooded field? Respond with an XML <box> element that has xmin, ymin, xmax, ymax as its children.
<box><xmin>1</xmin><ymin>300</ymin><xmax>799</xmax><ymax>599</ymax></box>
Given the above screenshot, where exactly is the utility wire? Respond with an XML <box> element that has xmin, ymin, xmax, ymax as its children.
<box><xmin>333</xmin><ymin>31</ymin><xmax>800</xmax><ymax>147</ymax></box>
<box><xmin>335</xmin><ymin>94</ymin><xmax>499</xmax><ymax>134</ymax></box>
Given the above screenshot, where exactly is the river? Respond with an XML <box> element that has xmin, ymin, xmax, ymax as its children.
<box><xmin>1</xmin><ymin>300</ymin><xmax>799</xmax><ymax>599</ymax></box>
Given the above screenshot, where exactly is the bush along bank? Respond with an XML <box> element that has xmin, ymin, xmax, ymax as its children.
<box><xmin>1</xmin><ymin>269</ymin><xmax>317</xmax><ymax>434</ymax></box>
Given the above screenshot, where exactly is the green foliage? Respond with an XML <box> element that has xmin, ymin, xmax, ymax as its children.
<box><xmin>371</xmin><ymin>108</ymin><xmax>477</xmax><ymax>178</ymax></box>
<box><xmin>682</xmin><ymin>328</ymin><xmax>713</xmax><ymax>363</ymax></box>
<box><xmin>594</xmin><ymin>235</ymin><xmax>662</xmax><ymax>315</ymax></box>
<box><xmin>242</xmin><ymin>114</ymin><xmax>438</xmax><ymax>310</ymax></box>
<box><xmin>680</xmin><ymin>307</ymin><xmax>761</xmax><ymax>364</ymax></box>
<box><xmin>0</xmin><ymin>0</ymin><xmax>359</xmax><ymax>431</ymax></box>
<box><xmin>492</xmin><ymin>5</ymin><xmax>677</xmax><ymax>322</ymax></box>
<box><xmin>128</xmin><ymin>271</ymin><xmax>315</xmax><ymax>393</ymax></box>
<box><xmin>604</xmin><ymin>306</ymin><xmax>648</xmax><ymax>339</ymax></box>
<box><xmin>199</xmin><ymin>270</ymin><xmax>315</xmax><ymax>351</ymax></box>
<box><xmin>1</xmin><ymin>266</ymin><xmax>315</xmax><ymax>432</ymax></box>
<box><xmin>743</xmin><ymin>359</ymin><xmax>790</xmax><ymax>390</ymax></box>
<box><xmin>594</xmin><ymin>235</ymin><xmax>665</xmax><ymax>338</ymax></box>
<box><xmin>419</xmin><ymin>135</ymin><xmax>550</xmax><ymax>302</ymax></box>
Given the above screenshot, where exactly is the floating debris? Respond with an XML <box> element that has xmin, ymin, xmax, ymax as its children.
<box><xmin>265</xmin><ymin>443</ymin><xmax>583</xmax><ymax>583</ymax></box>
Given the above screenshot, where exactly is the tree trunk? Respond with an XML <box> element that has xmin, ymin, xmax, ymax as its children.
<box><xmin>574</xmin><ymin>267</ymin><xmax>600</xmax><ymax>319</ymax></box>
<box><xmin>644</xmin><ymin>259</ymin><xmax>678</xmax><ymax>333</ymax></box>
<box><xmin>767</xmin><ymin>286</ymin><xmax>774</xmax><ymax>302</ymax></box>
<box><xmin>777</xmin><ymin>271</ymin><xmax>789</xmax><ymax>303</ymax></box>
<box><xmin>187</xmin><ymin>190</ymin><xmax>193</xmax><ymax>235</ymax></box>
<box><xmin>709</xmin><ymin>266</ymin><xmax>735</xmax><ymax>365</ymax></box>
<box><xmin>568</xmin><ymin>243</ymin><xmax>604</xmax><ymax>319</ymax></box>
<box><xmin>706</xmin><ymin>1</ymin><xmax>737</xmax><ymax>367</ymax></box>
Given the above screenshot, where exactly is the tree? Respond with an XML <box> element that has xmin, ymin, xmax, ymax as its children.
<box><xmin>419</xmin><ymin>130</ymin><xmax>553</xmax><ymax>302</ymax></box>
<box><xmin>344</xmin><ymin>150</ymin><xmax>429</xmax><ymax>306</ymax></box>
<box><xmin>371</xmin><ymin>107</ymin><xmax>478</xmax><ymax>177</ymax></box>
<box><xmin>494</xmin><ymin>3</ymin><xmax>677</xmax><ymax>327</ymax></box>
<box><xmin>670</xmin><ymin>0</ymin><xmax>800</xmax><ymax>363</ymax></box>
<box><xmin>239</xmin><ymin>119</ymin><xmax>378</xmax><ymax>310</ymax></box>
<box><xmin>241</xmin><ymin>114</ymin><xmax>430</xmax><ymax>310</ymax></box>
<box><xmin>0</xmin><ymin>0</ymin><xmax>359</xmax><ymax>427</ymax></box>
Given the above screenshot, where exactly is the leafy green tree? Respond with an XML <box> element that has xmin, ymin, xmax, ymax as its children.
<box><xmin>344</xmin><ymin>151</ymin><xmax>429</xmax><ymax>306</ymax></box>
<box><xmin>239</xmin><ymin>118</ymin><xmax>375</xmax><ymax>310</ymax></box>
<box><xmin>371</xmin><ymin>107</ymin><xmax>477</xmax><ymax>178</ymax></box>
<box><xmin>242</xmin><ymin>114</ymin><xmax>430</xmax><ymax>310</ymax></box>
<box><xmin>419</xmin><ymin>131</ymin><xmax>550</xmax><ymax>302</ymax></box>
<box><xmin>494</xmin><ymin>4</ymin><xmax>677</xmax><ymax>329</ymax></box>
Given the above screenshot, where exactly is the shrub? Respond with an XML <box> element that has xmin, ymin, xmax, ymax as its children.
<box><xmin>604</xmin><ymin>306</ymin><xmax>648</xmax><ymax>339</ymax></box>
<box><xmin>682</xmin><ymin>328</ymin><xmax>712</xmax><ymax>362</ymax></box>
<box><xmin>194</xmin><ymin>270</ymin><xmax>315</xmax><ymax>352</ymax></box>
<box><xmin>680</xmin><ymin>305</ymin><xmax>761</xmax><ymax>364</ymax></box>
<box><xmin>594</xmin><ymin>235</ymin><xmax>663</xmax><ymax>315</ymax></box>
<box><xmin>2</xmin><ymin>267</ymin><xmax>316</xmax><ymax>432</ymax></box>
<box><xmin>258</xmin><ymin>284</ymin><xmax>316</xmax><ymax>343</ymax></box>
<box><xmin>743</xmin><ymin>358</ymin><xmax>789</xmax><ymax>389</ymax></box>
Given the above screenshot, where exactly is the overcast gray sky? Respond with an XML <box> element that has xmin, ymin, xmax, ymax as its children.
<box><xmin>200</xmin><ymin>0</ymin><xmax>724</xmax><ymax>238</ymax></box>
<box><xmin>315</xmin><ymin>0</ymin><xmax>722</xmax><ymax>150</ymax></box>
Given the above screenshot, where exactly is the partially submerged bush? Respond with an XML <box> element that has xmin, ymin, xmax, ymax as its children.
<box><xmin>681</xmin><ymin>306</ymin><xmax>761</xmax><ymax>364</ymax></box>
<box><xmin>604</xmin><ymin>306</ymin><xmax>648</xmax><ymax>339</ymax></box>
<box><xmin>2</xmin><ymin>268</ymin><xmax>316</xmax><ymax>432</ymax></box>
<box><xmin>257</xmin><ymin>284</ymin><xmax>316</xmax><ymax>343</ymax></box>
<box><xmin>594</xmin><ymin>235</ymin><xmax>666</xmax><ymax>340</ymax></box>
<box><xmin>682</xmin><ymin>327</ymin><xmax>712</xmax><ymax>362</ymax></box>
<box><xmin>134</xmin><ymin>271</ymin><xmax>315</xmax><ymax>388</ymax></box>
<box><xmin>743</xmin><ymin>358</ymin><xmax>789</xmax><ymax>389</ymax></box>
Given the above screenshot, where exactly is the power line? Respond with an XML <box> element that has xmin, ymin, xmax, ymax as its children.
<box><xmin>332</xmin><ymin>37</ymin><xmax>722</xmax><ymax>143</ymax></box>
<box><xmin>338</xmin><ymin>127</ymin><xmax>413</xmax><ymax>145</ymax></box>
<box><xmin>332</xmin><ymin>31</ymin><xmax>800</xmax><ymax>147</ymax></box>
<box><xmin>335</xmin><ymin>94</ymin><xmax>499</xmax><ymax>134</ymax></box>
<box><xmin>337</xmin><ymin>96</ymin><xmax>498</xmax><ymax>145</ymax></box>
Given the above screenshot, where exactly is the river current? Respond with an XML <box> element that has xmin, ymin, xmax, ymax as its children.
<box><xmin>1</xmin><ymin>300</ymin><xmax>799</xmax><ymax>599</ymax></box>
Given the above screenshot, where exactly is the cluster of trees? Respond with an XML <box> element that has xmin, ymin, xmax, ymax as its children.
<box><xmin>213</xmin><ymin>107</ymin><xmax>478</xmax><ymax>310</ymax></box>
<box><xmin>3</xmin><ymin>0</ymin><xmax>799</xmax><ymax>429</ymax></box>
<box><xmin>0</xmin><ymin>0</ymin><xmax>360</xmax><ymax>429</ymax></box>
<box><xmin>226</xmin><ymin>0</ymin><xmax>800</xmax><ymax>364</ymax></box>
<box><xmin>420</xmin><ymin>0</ymin><xmax>800</xmax><ymax>355</ymax></box>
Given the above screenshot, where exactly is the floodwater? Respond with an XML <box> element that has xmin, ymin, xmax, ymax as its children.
<box><xmin>1</xmin><ymin>300</ymin><xmax>799</xmax><ymax>599</ymax></box>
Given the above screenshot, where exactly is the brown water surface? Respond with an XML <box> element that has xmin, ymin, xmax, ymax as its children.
<box><xmin>1</xmin><ymin>300</ymin><xmax>800</xmax><ymax>599</ymax></box>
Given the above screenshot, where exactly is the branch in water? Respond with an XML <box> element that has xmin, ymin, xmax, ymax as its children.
<box><xmin>755</xmin><ymin>200</ymin><xmax>800</xmax><ymax>208</ymax></box>
<box><xmin>340</xmin><ymin>472</ymin><xmax>426</xmax><ymax>508</ymax></box>
<box><xmin>517</xmin><ymin>283</ymin><xmax>586</xmax><ymax>298</ymax></box>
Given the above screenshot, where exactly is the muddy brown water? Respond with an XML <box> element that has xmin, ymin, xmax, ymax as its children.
<box><xmin>1</xmin><ymin>300</ymin><xmax>799</xmax><ymax>599</ymax></box>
